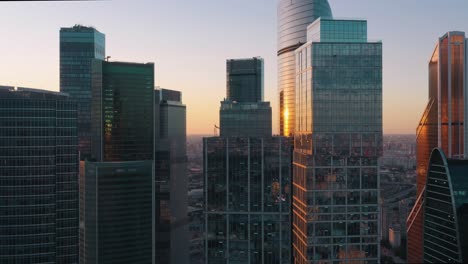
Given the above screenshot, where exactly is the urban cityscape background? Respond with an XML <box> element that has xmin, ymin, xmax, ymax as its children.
<box><xmin>1</xmin><ymin>0</ymin><xmax>468</xmax><ymax>264</ymax></box>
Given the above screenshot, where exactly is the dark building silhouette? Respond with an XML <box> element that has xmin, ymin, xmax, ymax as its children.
<box><xmin>154</xmin><ymin>88</ymin><xmax>188</xmax><ymax>264</ymax></box>
<box><xmin>0</xmin><ymin>86</ymin><xmax>79</xmax><ymax>263</ymax></box>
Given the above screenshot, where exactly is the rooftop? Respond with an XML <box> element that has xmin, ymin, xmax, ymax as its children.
<box><xmin>60</xmin><ymin>24</ymin><xmax>101</xmax><ymax>33</ymax></box>
<box><xmin>0</xmin><ymin>85</ymin><xmax>68</xmax><ymax>96</ymax></box>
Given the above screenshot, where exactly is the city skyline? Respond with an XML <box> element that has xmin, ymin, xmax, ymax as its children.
<box><xmin>1</xmin><ymin>0</ymin><xmax>468</xmax><ymax>135</ymax></box>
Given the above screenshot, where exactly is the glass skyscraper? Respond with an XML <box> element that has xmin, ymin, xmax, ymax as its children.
<box><xmin>90</xmin><ymin>61</ymin><xmax>155</xmax><ymax>162</ymax></box>
<box><xmin>205</xmin><ymin>55</ymin><xmax>292</xmax><ymax>263</ymax></box>
<box><xmin>154</xmin><ymin>88</ymin><xmax>189</xmax><ymax>264</ymax></box>
<box><xmin>219</xmin><ymin>101</ymin><xmax>272</xmax><ymax>138</ymax></box>
<box><xmin>204</xmin><ymin>136</ymin><xmax>293</xmax><ymax>264</ymax></box>
<box><xmin>226</xmin><ymin>57</ymin><xmax>264</xmax><ymax>103</ymax></box>
<box><xmin>60</xmin><ymin>25</ymin><xmax>105</xmax><ymax>160</ymax></box>
<box><xmin>408</xmin><ymin>31</ymin><xmax>468</xmax><ymax>264</ymax></box>
<box><xmin>422</xmin><ymin>148</ymin><xmax>468</xmax><ymax>263</ymax></box>
<box><xmin>0</xmin><ymin>86</ymin><xmax>79</xmax><ymax>264</ymax></box>
<box><xmin>80</xmin><ymin>61</ymin><xmax>154</xmax><ymax>264</ymax></box>
<box><xmin>277</xmin><ymin>0</ymin><xmax>332</xmax><ymax>136</ymax></box>
<box><xmin>80</xmin><ymin>160</ymin><xmax>153</xmax><ymax>264</ymax></box>
<box><xmin>220</xmin><ymin>57</ymin><xmax>272</xmax><ymax>138</ymax></box>
<box><xmin>292</xmin><ymin>18</ymin><xmax>382</xmax><ymax>263</ymax></box>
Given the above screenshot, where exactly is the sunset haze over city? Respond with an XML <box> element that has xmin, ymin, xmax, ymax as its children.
<box><xmin>1</xmin><ymin>0</ymin><xmax>468</xmax><ymax>135</ymax></box>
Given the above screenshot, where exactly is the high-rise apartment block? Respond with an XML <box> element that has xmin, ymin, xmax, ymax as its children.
<box><xmin>226</xmin><ymin>57</ymin><xmax>264</xmax><ymax>103</ymax></box>
<box><xmin>60</xmin><ymin>25</ymin><xmax>105</xmax><ymax>160</ymax></box>
<box><xmin>292</xmin><ymin>18</ymin><xmax>382</xmax><ymax>263</ymax></box>
<box><xmin>278</xmin><ymin>0</ymin><xmax>333</xmax><ymax>136</ymax></box>
<box><xmin>0</xmin><ymin>87</ymin><xmax>79</xmax><ymax>263</ymax></box>
<box><xmin>154</xmin><ymin>88</ymin><xmax>189</xmax><ymax>264</ymax></box>
<box><xmin>408</xmin><ymin>31</ymin><xmax>468</xmax><ymax>264</ymax></box>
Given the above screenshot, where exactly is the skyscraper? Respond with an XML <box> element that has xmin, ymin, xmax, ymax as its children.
<box><xmin>219</xmin><ymin>100</ymin><xmax>272</xmax><ymax>137</ymax></box>
<box><xmin>80</xmin><ymin>61</ymin><xmax>154</xmax><ymax>264</ymax></box>
<box><xmin>220</xmin><ymin>57</ymin><xmax>272</xmax><ymax>137</ymax></box>
<box><xmin>226</xmin><ymin>57</ymin><xmax>264</xmax><ymax>103</ymax></box>
<box><xmin>154</xmin><ymin>88</ymin><xmax>189</xmax><ymax>264</ymax></box>
<box><xmin>60</xmin><ymin>25</ymin><xmax>105</xmax><ymax>160</ymax></box>
<box><xmin>0</xmin><ymin>86</ymin><xmax>79</xmax><ymax>264</ymax></box>
<box><xmin>204</xmin><ymin>136</ymin><xmax>293</xmax><ymax>263</ymax></box>
<box><xmin>204</xmin><ymin>57</ymin><xmax>293</xmax><ymax>263</ymax></box>
<box><xmin>90</xmin><ymin>61</ymin><xmax>155</xmax><ymax>162</ymax></box>
<box><xmin>277</xmin><ymin>0</ymin><xmax>332</xmax><ymax>136</ymax></box>
<box><xmin>292</xmin><ymin>18</ymin><xmax>382</xmax><ymax>263</ymax></box>
<box><xmin>408</xmin><ymin>31</ymin><xmax>468</xmax><ymax>264</ymax></box>
<box><xmin>422</xmin><ymin>148</ymin><xmax>468</xmax><ymax>263</ymax></box>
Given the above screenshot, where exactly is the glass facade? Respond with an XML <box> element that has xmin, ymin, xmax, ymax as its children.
<box><xmin>91</xmin><ymin>61</ymin><xmax>155</xmax><ymax>162</ymax></box>
<box><xmin>81</xmin><ymin>61</ymin><xmax>155</xmax><ymax>263</ymax></box>
<box><xmin>307</xmin><ymin>19</ymin><xmax>367</xmax><ymax>43</ymax></box>
<box><xmin>0</xmin><ymin>87</ymin><xmax>78</xmax><ymax>263</ymax></box>
<box><xmin>292</xmin><ymin>19</ymin><xmax>382</xmax><ymax>263</ymax></box>
<box><xmin>422</xmin><ymin>148</ymin><xmax>468</xmax><ymax>263</ymax></box>
<box><xmin>154</xmin><ymin>88</ymin><xmax>189</xmax><ymax>264</ymax></box>
<box><xmin>81</xmin><ymin>161</ymin><xmax>153</xmax><ymax>264</ymax></box>
<box><xmin>60</xmin><ymin>25</ymin><xmax>105</xmax><ymax>160</ymax></box>
<box><xmin>409</xmin><ymin>32</ymin><xmax>468</xmax><ymax>264</ymax></box>
<box><xmin>219</xmin><ymin>101</ymin><xmax>272</xmax><ymax>138</ymax></box>
<box><xmin>226</xmin><ymin>57</ymin><xmax>264</xmax><ymax>103</ymax></box>
<box><xmin>277</xmin><ymin>0</ymin><xmax>333</xmax><ymax>136</ymax></box>
<box><xmin>204</xmin><ymin>137</ymin><xmax>293</xmax><ymax>264</ymax></box>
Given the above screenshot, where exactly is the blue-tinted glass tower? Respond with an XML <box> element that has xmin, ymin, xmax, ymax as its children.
<box><xmin>0</xmin><ymin>86</ymin><xmax>79</xmax><ymax>264</ymax></box>
<box><xmin>60</xmin><ymin>25</ymin><xmax>105</xmax><ymax>160</ymax></box>
<box><xmin>293</xmin><ymin>18</ymin><xmax>382</xmax><ymax>263</ymax></box>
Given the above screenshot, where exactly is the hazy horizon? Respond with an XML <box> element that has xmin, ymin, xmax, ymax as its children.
<box><xmin>1</xmin><ymin>0</ymin><xmax>468</xmax><ymax>134</ymax></box>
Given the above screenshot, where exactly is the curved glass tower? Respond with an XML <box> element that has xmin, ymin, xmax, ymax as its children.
<box><xmin>408</xmin><ymin>31</ymin><xmax>468</xmax><ymax>264</ymax></box>
<box><xmin>277</xmin><ymin>0</ymin><xmax>332</xmax><ymax>136</ymax></box>
<box><xmin>423</xmin><ymin>148</ymin><xmax>468</xmax><ymax>263</ymax></box>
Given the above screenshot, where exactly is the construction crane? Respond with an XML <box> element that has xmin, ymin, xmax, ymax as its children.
<box><xmin>214</xmin><ymin>125</ymin><xmax>219</xmax><ymax>136</ymax></box>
